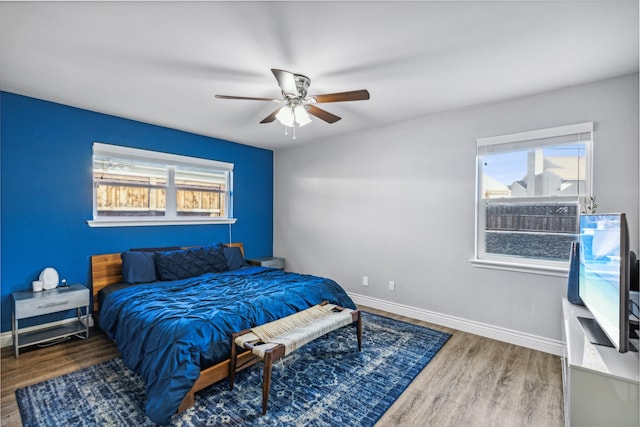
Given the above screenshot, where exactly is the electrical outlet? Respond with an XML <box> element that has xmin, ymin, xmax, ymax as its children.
<box><xmin>388</xmin><ymin>281</ymin><xmax>395</xmax><ymax>291</ymax></box>
<box><xmin>362</xmin><ymin>276</ymin><xmax>369</xmax><ymax>287</ymax></box>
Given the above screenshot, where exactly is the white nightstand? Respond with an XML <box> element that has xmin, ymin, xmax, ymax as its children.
<box><xmin>247</xmin><ymin>257</ymin><xmax>285</xmax><ymax>270</ymax></box>
<box><xmin>12</xmin><ymin>284</ymin><xmax>90</xmax><ymax>358</ymax></box>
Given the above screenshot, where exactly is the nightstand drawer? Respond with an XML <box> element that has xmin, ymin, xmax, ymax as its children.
<box><xmin>14</xmin><ymin>287</ymin><xmax>89</xmax><ymax>319</ymax></box>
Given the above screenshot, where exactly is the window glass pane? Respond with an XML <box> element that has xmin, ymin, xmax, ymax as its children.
<box><xmin>481</xmin><ymin>142</ymin><xmax>587</xmax><ymax>199</ymax></box>
<box><xmin>484</xmin><ymin>200</ymin><xmax>579</xmax><ymax>261</ymax></box>
<box><xmin>175</xmin><ymin>166</ymin><xmax>227</xmax><ymax>217</ymax></box>
<box><xmin>93</xmin><ymin>156</ymin><xmax>167</xmax><ymax>217</ymax></box>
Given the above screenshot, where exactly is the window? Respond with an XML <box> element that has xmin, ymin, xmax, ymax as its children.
<box><xmin>474</xmin><ymin>122</ymin><xmax>593</xmax><ymax>274</ymax></box>
<box><xmin>89</xmin><ymin>143</ymin><xmax>235</xmax><ymax>227</ymax></box>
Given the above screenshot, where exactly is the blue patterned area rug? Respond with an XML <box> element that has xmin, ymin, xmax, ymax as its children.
<box><xmin>16</xmin><ymin>312</ymin><xmax>450</xmax><ymax>426</ymax></box>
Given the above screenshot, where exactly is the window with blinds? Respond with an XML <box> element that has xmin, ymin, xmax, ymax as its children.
<box><xmin>475</xmin><ymin>122</ymin><xmax>593</xmax><ymax>271</ymax></box>
<box><xmin>91</xmin><ymin>143</ymin><xmax>234</xmax><ymax>226</ymax></box>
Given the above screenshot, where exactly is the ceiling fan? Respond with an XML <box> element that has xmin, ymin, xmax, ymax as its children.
<box><xmin>215</xmin><ymin>69</ymin><xmax>370</xmax><ymax>139</ymax></box>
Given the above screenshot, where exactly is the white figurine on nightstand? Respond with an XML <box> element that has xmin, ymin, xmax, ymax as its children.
<box><xmin>39</xmin><ymin>267</ymin><xmax>59</xmax><ymax>290</ymax></box>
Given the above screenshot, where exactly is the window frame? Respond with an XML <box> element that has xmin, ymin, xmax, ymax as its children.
<box><xmin>472</xmin><ymin>122</ymin><xmax>593</xmax><ymax>276</ymax></box>
<box><xmin>88</xmin><ymin>142</ymin><xmax>236</xmax><ymax>227</ymax></box>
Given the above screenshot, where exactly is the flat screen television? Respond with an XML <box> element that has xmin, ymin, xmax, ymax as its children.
<box><xmin>578</xmin><ymin>213</ymin><xmax>635</xmax><ymax>353</ymax></box>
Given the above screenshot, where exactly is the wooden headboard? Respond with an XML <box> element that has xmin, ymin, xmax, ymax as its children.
<box><xmin>90</xmin><ymin>243</ymin><xmax>244</xmax><ymax>313</ymax></box>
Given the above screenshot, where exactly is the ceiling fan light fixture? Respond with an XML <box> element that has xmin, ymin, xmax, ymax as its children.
<box><xmin>294</xmin><ymin>105</ymin><xmax>311</xmax><ymax>127</ymax></box>
<box><xmin>276</xmin><ymin>104</ymin><xmax>312</xmax><ymax>128</ymax></box>
<box><xmin>276</xmin><ymin>106</ymin><xmax>295</xmax><ymax>127</ymax></box>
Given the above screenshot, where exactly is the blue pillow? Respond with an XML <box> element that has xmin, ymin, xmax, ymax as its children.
<box><xmin>155</xmin><ymin>244</ymin><xmax>228</xmax><ymax>281</ymax></box>
<box><xmin>121</xmin><ymin>251</ymin><xmax>157</xmax><ymax>284</ymax></box>
<box><xmin>224</xmin><ymin>246</ymin><xmax>247</xmax><ymax>270</ymax></box>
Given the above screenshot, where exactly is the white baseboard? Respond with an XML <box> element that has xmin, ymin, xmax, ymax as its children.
<box><xmin>350</xmin><ymin>293</ymin><xmax>563</xmax><ymax>356</ymax></box>
<box><xmin>1</xmin><ymin>315</ymin><xmax>94</xmax><ymax>349</ymax></box>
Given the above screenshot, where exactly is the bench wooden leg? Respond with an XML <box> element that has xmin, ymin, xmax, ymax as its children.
<box><xmin>262</xmin><ymin>352</ymin><xmax>273</xmax><ymax>415</ymax></box>
<box><xmin>230</xmin><ymin>329</ymin><xmax>257</xmax><ymax>390</ymax></box>
<box><xmin>230</xmin><ymin>332</ymin><xmax>238</xmax><ymax>389</ymax></box>
<box><xmin>353</xmin><ymin>309</ymin><xmax>362</xmax><ymax>351</ymax></box>
<box><xmin>261</xmin><ymin>344</ymin><xmax>285</xmax><ymax>415</ymax></box>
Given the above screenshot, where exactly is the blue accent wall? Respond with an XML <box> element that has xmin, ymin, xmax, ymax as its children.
<box><xmin>0</xmin><ymin>92</ymin><xmax>273</xmax><ymax>333</ymax></box>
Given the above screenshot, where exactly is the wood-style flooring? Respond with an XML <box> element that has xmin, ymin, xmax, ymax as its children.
<box><xmin>1</xmin><ymin>306</ymin><xmax>564</xmax><ymax>426</ymax></box>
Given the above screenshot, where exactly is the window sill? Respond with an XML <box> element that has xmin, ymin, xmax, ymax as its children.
<box><xmin>470</xmin><ymin>258</ymin><xmax>568</xmax><ymax>277</ymax></box>
<box><xmin>87</xmin><ymin>218</ymin><xmax>237</xmax><ymax>227</ymax></box>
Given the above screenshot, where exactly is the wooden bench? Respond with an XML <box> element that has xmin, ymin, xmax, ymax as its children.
<box><xmin>229</xmin><ymin>302</ymin><xmax>362</xmax><ymax>415</ymax></box>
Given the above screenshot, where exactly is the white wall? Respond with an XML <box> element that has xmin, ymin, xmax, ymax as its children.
<box><xmin>274</xmin><ymin>74</ymin><xmax>639</xmax><ymax>352</ymax></box>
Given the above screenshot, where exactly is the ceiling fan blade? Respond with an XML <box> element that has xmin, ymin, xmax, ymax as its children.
<box><xmin>260</xmin><ymin>108</ymin><xmax>280</xmax><ymax>124</ymax></box>
<box><xmin>311</xmin><ymin>90</ymin><xmax>370</xmax><ymax>103</ymax></box>
<box><xmin>215</xmin><ymin>95</ymin><xmax>279</xmax><ymax>102</ymax></box>
<box><xmin>271</xmin><ymin>69</ymin><xmax>298</xmax><ymax>97</ymax></box>
<box><xmin>307</xmin><ymin>105</ymin><xmax>341</xmax><ymax>123</ymax></box>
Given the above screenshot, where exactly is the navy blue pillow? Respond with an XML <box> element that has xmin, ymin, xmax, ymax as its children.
<box><xmin>155</xmin><ymin>244</ymin><xmax>228</xmax><ymax>281</ymax></box>
<box><xmin>121</xmin><ymin>251</ymin><xmax>157</xmax><ymax>284</ymax></box>
<box><xmin>224</xmin><ymin>246</ymin><xmax>247</xmax><ymax>270</ymax></box>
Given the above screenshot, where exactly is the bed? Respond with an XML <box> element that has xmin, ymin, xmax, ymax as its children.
<box><xmin>91</xmin><ymin>243</ymin><xmax>356</xmax><ymax>425</ymax></box>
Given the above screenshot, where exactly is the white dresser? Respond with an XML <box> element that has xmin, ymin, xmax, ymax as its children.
<box><xmin>561</xmin><ymin>298</ymin><xmax>639</xmax><ymax>426</ymax></box>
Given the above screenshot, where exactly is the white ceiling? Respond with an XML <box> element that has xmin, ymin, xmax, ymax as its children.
<box><xmin>0</xmin><ymin>1</ymin><xmax>637</xmax><ymax>151</ymax></box>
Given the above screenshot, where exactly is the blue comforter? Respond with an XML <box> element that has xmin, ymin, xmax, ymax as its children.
<box><xmin>99</xmin><ymin>266</ymin><xmax>355</xmax><ymax>425</ymax></box>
